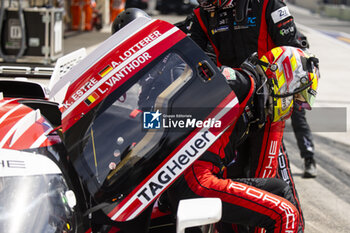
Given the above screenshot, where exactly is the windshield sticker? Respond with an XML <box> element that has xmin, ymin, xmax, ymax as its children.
<box><xmin>62</xmin><ymin>26</ymin><xmax>182</xmax><ymax>124</ymax></box>
<box><xmin>63</xmin><ymin>30</ymin><xmax>162</xmax><ymax>112</ymax></box>
<box><xmin>84</xmin><ymin>92</ymin><xmax>100</xmax><ymax>106</ymax></box>
<box><xmin>62</xmin><ymin>77</ymin><xmax>99</xmax><ymax>109</ymax></box>
<box><xmin>73</xmin><ymin>78</ymin><xmax>98</xmax><ymax>101</ymax></box>
<box><xmin>118</xmin><ymin>31</ymin><xmax>162</xmax><ymax>62</ymax></box>
<box><xmin>108</xmin><ymin>95</ymin><xmax>239</xmax><ymax>222</ymax></box>
<box><xmin>108</xmin><ymin>52</ymin><xmax>152</xmax><ymax>84</ymax></box>
<box><xmin>99</xmin><ymin>65</ymin><xmax>113</xmax><ymax>78</ymax></box>
<box><xmin>110</xmin><ymin>127</ymin><xmax>216</xmax><ymax>221</ymax></box>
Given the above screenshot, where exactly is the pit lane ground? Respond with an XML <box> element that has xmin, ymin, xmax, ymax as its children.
<box><xmin>283</xmin><ymin>5</ymin><xmax>350</xmax><ymax>231</ymax></box>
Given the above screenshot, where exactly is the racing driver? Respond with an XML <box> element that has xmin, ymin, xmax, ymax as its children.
<box><xmin>111</xmin><ymin>9</ymin><xmax>319</xmax><ymax>232</ymax></box>
<box><xmin>183</xmin><ymin>0</ymin><xmax>314</xmax><ymax>230</ymax></box>
<box><xmin>167</xmin><ymin>46</ymin><xmax>320</xmax><ymax>233</ymax></box>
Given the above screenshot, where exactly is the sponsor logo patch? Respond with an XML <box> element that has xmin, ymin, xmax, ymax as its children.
<box><xmin>233</xmin><ymin>17</ymin><xmax>257</xmax><ymax>30</ymax></box>
<box><xmin>271</xmin><ymin>6</ymin><xmax>291</xmax><ymax>24</ymax></box>
<box><xmin>211</xmin><ymin>26</ymin><xmax>229</xmax><ymax>35</ymax></box>
<box><xmin>280</xmin><ymin>26</ymin><xmax>295</xmax><ymax>36</ymax></box>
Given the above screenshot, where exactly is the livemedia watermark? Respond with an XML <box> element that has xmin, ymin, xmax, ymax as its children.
<box><xmin>141</xmin><ymin>107</ymin><xmax>347</xmax><ymax>132</ymax></box>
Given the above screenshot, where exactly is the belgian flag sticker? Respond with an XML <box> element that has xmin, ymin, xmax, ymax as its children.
<box><xmin>84</xmin><ymin>92</ymin><xmax>99</xmax><ymax>106</ymax></box>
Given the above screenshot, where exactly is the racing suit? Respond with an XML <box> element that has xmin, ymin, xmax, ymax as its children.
<box><xmin>167</xmin><ymin>68</ymin><xmax>301</xmax><ymax>233</ymax></box>
<box><xmin>187</xmin><ymin>1</ymin><xmax>310</xmax><ymax>230</ymax></box>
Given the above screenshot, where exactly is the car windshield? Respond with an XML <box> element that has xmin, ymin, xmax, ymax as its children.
<box><xmin>0</xmin><ymin>174</ymin><xmax>75</xmax><ymax>233</ymax></box>
<box><xmin>80</xmin><ymin>52</ymin><xmax>191</xmax><ymax>193</ymax></box>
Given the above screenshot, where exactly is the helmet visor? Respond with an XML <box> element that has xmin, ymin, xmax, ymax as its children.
<box><xmin>298</xmin><ymin>66</ymin><xmax>319</xmax><ymax>110</ymax></box>
<box><xmin>294</xmin><ymin>92</ymin><xmax>310</xmax><ymax>110</ymax></box>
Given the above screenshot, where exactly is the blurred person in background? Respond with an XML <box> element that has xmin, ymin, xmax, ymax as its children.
<box><xmin>110</xmin><ymin>0</ymin><xmax>126</xmax><ymax>22</ymax></box>
<box><xmin>70</xmin><ymin>0</ymin><xmax>97</xmax><ymax>30</ymax></box>
<box><xmin>291</xmin><ymin>106</ymin><xmax>316</xmax><ymax>178</ymax></box>
<box><xmin>146</xmin><ymin>0</ymin><xmax>159</xmax><ymax>15</ymax></box>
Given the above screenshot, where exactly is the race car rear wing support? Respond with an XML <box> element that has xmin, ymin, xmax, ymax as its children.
<box><xmin>0</xmin><ymin>65</ymin><xmax>54</xmax><ymax>78</ymax></box>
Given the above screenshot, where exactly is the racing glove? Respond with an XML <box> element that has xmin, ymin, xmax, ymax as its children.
<box><xmin>221</xmin><ymin>61</ymin><xmax>266</xmax><ymax>127</ymax></box>
<box><xmin>239</xmin><ymin>53</ymin><xmax>268</xmax><ymax>126</ymax></box>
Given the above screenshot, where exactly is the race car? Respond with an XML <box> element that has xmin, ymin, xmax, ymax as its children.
<box><xmin>0</xmin><ymin>14</ymin><xmax>234</xmax><ymax>233</ymax></box>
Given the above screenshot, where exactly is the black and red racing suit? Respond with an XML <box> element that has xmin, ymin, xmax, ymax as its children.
<box><xmin>186</xmin><ymin>1</ymin><xmax>309</xmax><ymax>230</ymax></box>
<box><xmin>190</xmin><ymin>0</ymin><xmax>308</xmax><ymax>67</ymax></box>
<box><xmin>167</xmin><ymin>68</ymin><xmax>301</xmax><ymax>233</ymax></box>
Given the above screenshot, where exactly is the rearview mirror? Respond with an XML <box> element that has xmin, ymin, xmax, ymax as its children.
<box><xmin>176</xmin><ymin>198</ymin><xmax>222</xmax><ymax>233</ymax></box>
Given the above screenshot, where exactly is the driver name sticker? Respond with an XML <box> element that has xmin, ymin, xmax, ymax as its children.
<box><xmin>63</xmin><ymin>30</ymin><xmax>162</xmax><ymax>111</ymax></box>
<box><xmin>118</xmin><ymin>30</ymin><xmax>161</xmax><ymax>62</ymax></box>
<box><xmin>62</xmin><ymin>26</ymin><xmax>184</xmax><ymax>126</ymax></box>
<box><xmin>98</xmin><ymin>31</ymin><xmax>161</xmax><ymax>79</ymax></box>
<box><xmin>106</xmin><ymin>52</ymin><xmax>152</xmax><ymax>84</ymax></box>
<box><xmin>62</xmin><ymin>77</ymin><xmax>98</xmax><ymax>109</ymax></box>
